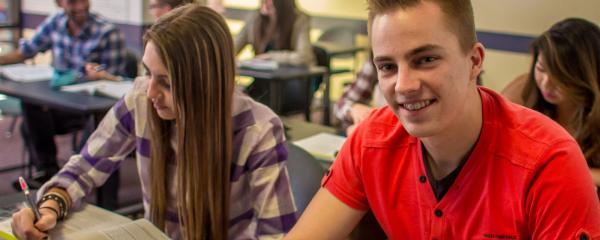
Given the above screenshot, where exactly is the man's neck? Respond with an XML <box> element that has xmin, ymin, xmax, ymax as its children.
<box><xmin>422</xmin><ymin>88</ymin><xmax>483</xmax><ymax>179</ymax></box>
<box><xmin>67</xmin><ymin>19</ymin><xmax>85</xmax><ymax>36</ymax></box>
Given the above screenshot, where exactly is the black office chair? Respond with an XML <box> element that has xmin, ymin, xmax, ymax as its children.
<box><xmin>123</xmin><ymin>49</ymin><xmax>139</xmax><ymax>79</ymax></box>
<box><xmin>285</xmin><ymin>142</ymin><xmax>326</xmax><ymax>215</ymax></box>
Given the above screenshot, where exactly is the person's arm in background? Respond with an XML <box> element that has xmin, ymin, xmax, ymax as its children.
<box><xmin>0</xmin><ymin>51</ymin><xmax>27</xmax><ymax>65</ymax></box>
<box><xmin>0</xmin><ymin>14</ymin><xmax>57</xmax><ymax>65</ymax></box>
<box><xmin>501</xmin><ymin>73</ymin><xmax>528</xmax><ymax>106</ymax></box>
<box><xmin>590</xmin><ymin>168</ymin><xmax>600</xmax><ymax>187</ymax></box>
<box><xmin>233</xmin><ymin>14</ymin><xmax>252</xmax><ymax>56</ymax></box>
<box><xmin>334</xmin><ymin>61</ymin><xmax>378</xmax><ymax>135</ymax></box>
<box><xmin>88</xmin><ymin>28</ymin><xmax>126</xmax><ymax>81</ymax></box>
<box><xmin>259</xmin><ymin>13</ymin><xmax>314</xmax><ymax>66</ymax></box>
<box><xmin>85</xmin><ymin>63</ymin><xmax>124</xmax><ymax>81</ymax></box>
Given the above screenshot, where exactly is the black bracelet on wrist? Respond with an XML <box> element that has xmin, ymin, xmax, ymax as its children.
<box><xmin>39</xmin><ymin>206</ymin><xmax>59</xmax><ymax>219</ymax></box>
<box><xmin>38</xmin><ymin>193</ymin><xmax>68</xmax><ymax>220</ymax></box>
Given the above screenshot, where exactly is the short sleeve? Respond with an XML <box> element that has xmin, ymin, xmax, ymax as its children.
<box><xmin>526</xmin><ymin>140</ymin><xmax>600</xmax><ymax>239</ymax></box>
<box><xmin>322</xmin><ymin>124</ymin><xmax>369</xmax><ymax>211</ymax></box>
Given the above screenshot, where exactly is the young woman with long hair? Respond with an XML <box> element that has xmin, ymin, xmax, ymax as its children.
<box><xmin>11</xmin><ymin>4</ymin><xmax>296</xmax><ymax>240</ymax></box>
<box><xmin>502</xmin><ymin>18</ymin><xmax>600</xmax><ymax>196</ymax></box>
<box><xmin>234</xmin><ymin>0</ymin><xmax>314</xmax><ymax>66</ymax></box>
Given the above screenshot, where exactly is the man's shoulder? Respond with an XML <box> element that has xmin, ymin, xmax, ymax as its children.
<box><xmin>354</xmin><ymin>106</ymin><xmax>414</xmax><ymax>148</ymax></box>
<box><xmin>480</xmin><ymin>87</ymin><xmax>576</xmax><ymax>169</ymax></box>
<box><xmin>88</xmin><ymin>12</ymin><xmax>120</xmax><ymax>34</ymax></box>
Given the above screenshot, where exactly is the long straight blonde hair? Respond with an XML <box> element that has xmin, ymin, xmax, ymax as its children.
<box><xmin>144</xmin><ymin>4</ymin><xmax>234</xmax><ymax>239</ymax></box>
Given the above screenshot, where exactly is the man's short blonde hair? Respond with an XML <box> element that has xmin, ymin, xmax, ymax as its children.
<box><xmin>367</xmin><ymin>0</ymin><xmax>477</xmax><ymax>54</ymax></box>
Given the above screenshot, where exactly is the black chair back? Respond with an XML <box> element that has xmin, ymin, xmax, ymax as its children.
<box><xmin>285</xmin><ymin>142</ymin><xmax>326</xmax><ymax>215</ymax></box>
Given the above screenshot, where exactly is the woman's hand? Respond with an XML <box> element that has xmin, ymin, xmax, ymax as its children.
<box><xmin>11</xmin><ymin>206</ymin><xmax>58</xmax><ymax>240</ymax></box>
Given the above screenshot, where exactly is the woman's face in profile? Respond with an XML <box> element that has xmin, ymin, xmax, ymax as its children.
<box><xmin>534</xmin><ymin>54</ymin><xmax>565</xmax><ymax>105</ymax></box>
<box><xmin>143</xmin><ymin>41</ymin><xmax>176</xmax><ymax>120</ymax></box>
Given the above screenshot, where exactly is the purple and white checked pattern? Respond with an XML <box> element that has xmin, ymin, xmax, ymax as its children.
<box><xmin>39</xmin><ymin>77</ymin><xmax>297</xmax><ymax>239</ymax></box>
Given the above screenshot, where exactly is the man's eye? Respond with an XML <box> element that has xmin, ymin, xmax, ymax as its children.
<box><xmin>417</xmin><ymin>56</ymin><xmax>437</xmax><ymax>65</ymax></box>
<box><xmin>377</xmin><ymin>64</ymin><xmax>396</xmax><ymax>72</ymax></box>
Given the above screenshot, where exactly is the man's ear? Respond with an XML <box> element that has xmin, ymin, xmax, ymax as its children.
<box><xmin>55</xmin><ymin>0</ymin><xmax>63</xmax><ymax>8</ymax></box>
<box><xmin>469</xmin><ymin>42</ymin><xmax>485</xmax><ymax>83</ymax></box>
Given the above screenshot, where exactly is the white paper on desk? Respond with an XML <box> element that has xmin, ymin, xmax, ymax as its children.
<box><xmin>0</xmin><ymin>64</ymin><xmax>53</xmax><ymax>82</ymax></box>
<box><xmin>65</xmin><ymin>219</ymin><xmax>169</xmax><ymax>240</ymax></box>
<box><xmin>61</xmin><ymin>80</ymin><xmax>133</xmax><ymax>99</ymax></box>
<box><xmin>0</xmin><ymin>217</ymin><xmax>12</xmax><ymax>238</ymax></box>
<box><xmin>49</xmin><ymin>204</ymin><xmax>169</xmax><ymax>240</ymax></box>
<box><xmin>293</xmin><ymin>132</ymin><xmax>346</xmax><ymax>162</ymax></box>
<box><xmin>238</xmin><ymin>59</ymin><xmax>279</xmax><ymax>71</ymax></box>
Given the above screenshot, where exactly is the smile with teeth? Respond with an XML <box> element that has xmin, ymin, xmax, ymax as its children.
<box><xmin>402</xmin><ymin>100</ymin><xmax>433</xmax><ymax>111</ymax></box>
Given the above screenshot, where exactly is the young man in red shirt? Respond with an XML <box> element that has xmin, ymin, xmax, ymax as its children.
<box><xmin>285</xmin><ymin>0</ymin><xmax>600</xmax><ymax>239</ymax></box>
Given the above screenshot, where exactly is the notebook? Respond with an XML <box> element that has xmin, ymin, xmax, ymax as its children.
<box><xmin>293</xmin><ymin>132</ymin><xmax>347</xmax><ymax>162</ymax></box>
<box><xmin>238</xmin><ymin>59</ymin><xmax>279</xmax><ymax>71</ymax></box>
<box><xmin>0</xmin><ymin>64</ymin><xmax>53</xmax><ymax>82</ymax></box>
<box><xmin>61</xmin><ymin>80</ymin><xmax>134</xmax><ymax>99</ymax></box>
<box><xmin>0</xmin><ymin>204</ymin><xmax>169</xmax><ymax>240</ymax></box>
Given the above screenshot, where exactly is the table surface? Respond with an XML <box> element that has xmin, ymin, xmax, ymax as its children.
<box><xmin>237</xmin><ymin>65</ymin><xmax>327</xmax><ymax>80</ymax></box>
<box><xmin>313</xmin><ymin>41</ymin><xmax>367</xmax><ymax>57</ymax></box>
<box><xmin>282</xmin><ymin>117</ymin><xmax>337</xmax><ymax>141</ymax></box>
<box><xmin>0</xmin><ymin>79</ymin><xmax>117</xmax><ymax>114</ymax></box>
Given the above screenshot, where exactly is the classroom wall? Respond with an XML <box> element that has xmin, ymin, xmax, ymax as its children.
<box><xmin>226</xmin><ymin>0</ymin><xmax>600</xmax><ymax>91</ymax></box>
<box><xmin>19</xmin><ymin>0</ymin><xmax>600</xmax><ymax>92</ymax></box>
<box><xmin>22</xmin><ymin>0</ymin><xmax>145</xmax><ymax>24</ymax></box>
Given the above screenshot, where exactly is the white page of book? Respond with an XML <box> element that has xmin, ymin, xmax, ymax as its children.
<box><xmin>0</xmin><ymin>64</ymin><xmax>53</xmax><ymax>82</ymax></box>
<box><xmin>293</xmin><ymin>132</ymin><xmax>347</xmax><ymax>162</ymax></box>
<box><xmin>61</xmin><ymin>80</ymin><xmax>133</xmax><ymax>99</ymax></box>
<box><xmin>65</xmin><ymin>219</ymin><xmax>169</xmax><ymax>240</ymax></box>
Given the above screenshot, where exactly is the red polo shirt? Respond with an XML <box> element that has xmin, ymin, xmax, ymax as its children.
<box><xmin>323</xmin><ymin>87</ymin><xmax>600</xmax><ymax>239</ymax></box>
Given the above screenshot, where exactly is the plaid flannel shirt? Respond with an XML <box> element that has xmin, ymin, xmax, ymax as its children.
<box><xmin>39</xmin><ymin>77</ymin><xmax>297</xmax><ymax>239</ymax></box>
<box><xmin>19</xmin><ymin>11</ymin><xmax>126</xmax><ymax>78</ymax></box>
<box><xmin>334</xmin><ymin>60</ymin><xmax>379</xmax><ymax>126</ymax></box>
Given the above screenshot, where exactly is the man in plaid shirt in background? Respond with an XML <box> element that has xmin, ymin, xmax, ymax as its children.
<box><xmin>0</xmin><ymin>0</ymin><xmax>126</xmax><ymax>186</ymax></box>
<box><xmin>334</xmin><ymin>56</ymin><xmax>386</xmax><ymax>136</ymax></box>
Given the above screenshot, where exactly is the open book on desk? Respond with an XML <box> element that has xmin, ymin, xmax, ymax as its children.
<box><xmin>238</xmin><ymin>59</ymin><xmax>279</xmax><ymax>71</ymax></box>
<box><xmin>61</xmin><ymin>80</ymin><xmax>133</xmax><ymax>99</ymax></box>
<box><xmin>0</xmin><ymin>204</ymin><xmax>169</xmax><ymax>240</ymax></box>
<box><xmin>0</xmin><ymin>64</ymin><xmax>53</xmax><ymax>82</ymax></box>
<box><xmin>293</xmin><ymin>132</ymin><xmax>347</xmax><ymax>162</ymax></box>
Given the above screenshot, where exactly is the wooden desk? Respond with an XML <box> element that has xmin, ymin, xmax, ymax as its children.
<box><xmin>238</xmin><ymin>65</ymin><xmax>328</xmax><ymax>123</ymax></box>
<box><xmin>282</xmin><ymin>117</ymin><xmax>336</xmax><ymax>141</ymax></box>
<box><xmin>0</xmin><ymin>79</ymin><xmax>115</xmax><ymax>115</ymax></box>
<box><xmin>282</xmin><ymin>117</ymin><xmax>340</xmax><ymax>169</ymax></box>
<box><xmin>313</xmin><ymin>41</ymin><xmax>366</xmax><ymax>58</ymax></box>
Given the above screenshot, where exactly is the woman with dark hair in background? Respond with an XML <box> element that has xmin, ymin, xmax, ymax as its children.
<box><xmin>503</xmin><ymin>18</ymin><xmax>600</xmax><ymax>198</ymax></box>
<box><xmin>235</xmin><ymin>0</ymin><xmax>315</xmax><ymax>113</ymax></box>
<box><xmin>12</xmin><ymin>4</ymin><xmax>296</xmax><ymax>240</ymax></box>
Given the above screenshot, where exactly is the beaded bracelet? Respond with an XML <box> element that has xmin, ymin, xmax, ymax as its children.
<box><xmin>37</xmin><ymin>193</ymin><xmax>68</xmax><ymax>220</ymax></box>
